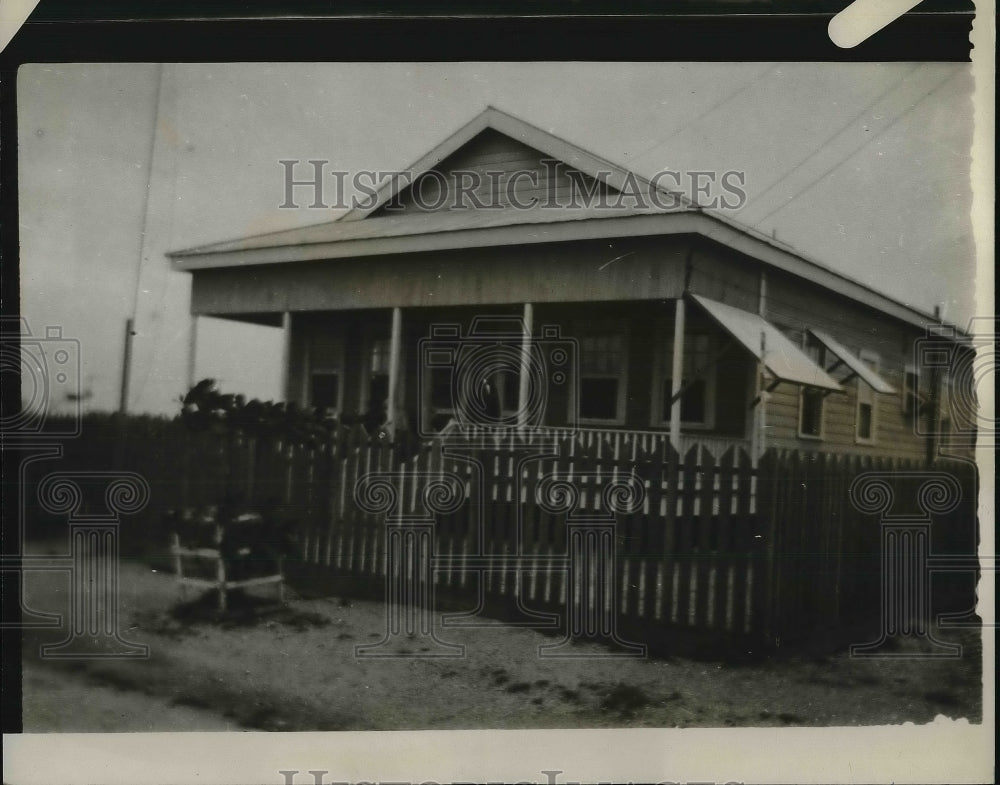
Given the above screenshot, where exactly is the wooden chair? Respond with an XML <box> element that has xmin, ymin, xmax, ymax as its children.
<box><xmin>170</xmin><ymin>522</ymin><xmax>284</xmax><ymax>612</ymax></box>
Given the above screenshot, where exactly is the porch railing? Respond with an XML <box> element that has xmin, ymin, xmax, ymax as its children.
<box><xmin>440</xmin><ymin>423</ymin><xmax>750</xmax><ymax>462</ymax></box>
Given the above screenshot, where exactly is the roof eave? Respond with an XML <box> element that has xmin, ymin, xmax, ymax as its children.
<box><xmin>169</xmin><ymin>210</ymin><xmax>944</xmax><ymax>333</ymax></box>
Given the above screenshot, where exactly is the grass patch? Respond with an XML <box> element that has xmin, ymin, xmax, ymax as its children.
<box><xmin>600</xmin><ymin>683</ymin><xmax>650</xmax><ymax>717</ymax></box>
<box><xmin>170</xmin><ymin>693</ymin><xmax>214</xmax><ymax>711</ymax></box>
<box><xmin>167</xmin><ymin>590</ymin><xmax>330</xmax><ymax>632</ymax></box>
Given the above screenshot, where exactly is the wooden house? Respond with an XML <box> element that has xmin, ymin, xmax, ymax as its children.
<box><xmin>169</xmin><ymin>107</ymin><xmax>974</xmax><ymax>463</ymax></box>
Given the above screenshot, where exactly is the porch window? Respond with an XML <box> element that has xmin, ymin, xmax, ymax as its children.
<box><xmin>308</xmin><ymin>331</ymin><xmax>344</xmax><ymax>416</ymax></box>
<box><xmin>856</xmin><ymin>349</ymin><xmax>879</xmax><ymax>443</ymax></box>
<box><xmin>661</xmin><ymin>333</ymin><xmax>717</xmax><ymax>428</ymax></box>
<box><xmin>798</xmin><ymin>333</ymin><xmax>825</xmax><ymax>439</ymax></box>
<box><xmin>577</xmin><ymin>332</ymin><xmax>627</xmax><ymax>423</ymax></box>
<box><xmin>364</xmin><ymin>338</ymin><xmax>391</xmax><ymax>426</ymax></box>
<box><xmin>310</xmin><ymin>374</ymin><xmax>340</xmax><ymax>413</ymax></box>
<box><xmin>423</xmin><ymin>352</ymin><xmax>457</xmax><ymax>431</ymax></box>
<box><xmin>424</xmin><ymin>343</ymin><xmax>518</xmax><ymax>429</ymax></box>
<box><xmin>493</xmin><ymin>366</ymin><xmax>521</xmax><ymax>417</ymax></box>
<box><xmin>429</xmin><ymin>367</ymin><xmax>453</xmax><ymax>412</ymax></box>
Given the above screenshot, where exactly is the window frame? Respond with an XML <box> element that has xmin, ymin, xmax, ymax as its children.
<box><xmin>307</xmin><ymin>330</ymin><xmax>345</xmax><ymax>416</ymax></box>
<box><xmin>421</xmin><ymin>338</ymin><xmax>525</xmax><ymax>432</ymax></box>
<box><xmin>572</xmin><ymin>323</ymin><xmax>630</xmax><ymax>426</ymax></box>
<box><xmin>855</xmin><ymin>348</ymin><xmax>880</xmax><ymax>444</ymax></box>
<box><xmin>652</xmin><ymin>328</ymin><xmax>718</xmax><ymax>430</ymax></box>
<box><xmin>797</xmin><ymin>332</ymin><xmax>826</xmax><ymax>440</ymax></box>
<box><xmin>493</xmin><ymin>365</ymin><xmax>522</xmax><ymax>419</ymax></box>
<box><xmin>360</xmin><ymin>333</ymin><xmax>392</xmax><ymax>409</ymax></box>
<box><xmin>423</xmin><ymin>363</ymin><xmax>456</xmax><ymax>432</ymax></box>
<box><xmin>356</xmin><ymin>332</ymin><xmax>394</xmax><ymax>431</ymax></box>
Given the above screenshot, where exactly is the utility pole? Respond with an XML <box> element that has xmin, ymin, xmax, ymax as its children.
<box><xmin>118</xmin><ymin>318</ymin><xmax>135</xmax><ymax>413</ymax></box>
<box><xmin>120</xmin><ymin>63</ymin><xmax>165</xmax><ymax>414</ymax></box>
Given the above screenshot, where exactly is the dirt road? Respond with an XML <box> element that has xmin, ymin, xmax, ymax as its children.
<box><xmin>18</xmin><ymin>555</ymin><xmax>983</xmax><ymax>732</ymax></box>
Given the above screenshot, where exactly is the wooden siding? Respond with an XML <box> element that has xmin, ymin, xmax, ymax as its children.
<box><xmin>761</xmin><ymin>270</ymin><xmax>928</xmax><ymax>459</ymax></box>
<box><xmin>687</xmin><ymin>242</ymin><xmax>761</xmax><ymax>314</ymax></box>
<box><xmin>370</xmin><ymin>128</ymin><xmax>614</xmax><ymax>217</ymax></box>
<box><xmin>191</xmin><ymin>237</ymin><xmax>688</xmax><ymax>313</ymax></box>
<box><xmin>190</xmin><ymin>234</ymin><xmax>767</xmax><ymax>316</ymax></box>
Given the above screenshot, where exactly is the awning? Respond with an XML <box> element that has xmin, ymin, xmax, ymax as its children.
<box><xmin>808</xmin><ymin>329</ymin><xmax>896</xmax><ymax>394</ymax></box>
<box><xmin>688</xmin><ymin>294</ymin><xmax>843</xmax><ymax>392</ymax></box>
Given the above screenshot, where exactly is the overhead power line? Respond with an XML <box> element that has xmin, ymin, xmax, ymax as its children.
<box><xmin>749</xmin><ymin>67</ymin><xmax>963</xmax><ymax>227</ymax></box>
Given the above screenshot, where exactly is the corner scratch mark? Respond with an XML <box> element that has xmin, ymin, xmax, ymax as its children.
<box><xmin>599</xmin><ymin>251</ymin><xmax>636</xmax><ymax>271</ymax></box>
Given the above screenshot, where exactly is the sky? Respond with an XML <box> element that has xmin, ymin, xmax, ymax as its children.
<box><xmin>17</xmin><ymin>61</ymin><xmax>978</xmax><ymax>417</ymax></box>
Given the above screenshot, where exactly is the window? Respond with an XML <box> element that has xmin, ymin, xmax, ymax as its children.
<box><xmin>308</xmin><ymin>331</ymin><xmax>343</xmax><ymax>416</ymax></box>
<box><xmin>310</xmin><ymin>374</ymin><xmax>340</xmax><ymax>412</ymax></box>
<box><xmin>417</xmin><ymin>357</ymin><xmax>451</xmax><ymax>431</ymax></box>
<box><xmin>577</xmin><ymin>332</ymin><xmax>627</xmax><ymax>423</ymax></box>
<box><xmin>363</xmin><ymin>337</ymin><xmax>391</xmax><ymax>427</ymax></box>
<box><xmin>660</xmin><ymin>333</ymin><xmax>716</xmax><ymax>428</ymax></box>
<box><xmin>428</xmin><ymin>367</ymin><xmax>453</xmax><ymax>411</ymax></box>
<box><xmin>423</xmin><ymin>337</ymin><xmax>521</xmax><ymax>431</ymax></box>
<box><xmin>799</xmin><ymin>389</ymin><xmax>825</xmax><ymax>438</ymax></box>
<box><xmin>903</xmin><ymin>363</ymin><xmax>920</xmax><ymax>416</ymax></box>
<box><xmin>856</xmin><ymin>349</ymin><xmax>879</xmax><ymax>443</ymax></box>
<box><xmin>368</xmin><ymin>338</ymin><xmax>391</xmax><ymax>403</ymax></box>
<box><xmin>798</xmin><ymin>333</ymin><xmax>825</xmax><ymax>438</ymax></box>
<box><xmin>370</xmin><ymin>338</ymin><xmax>390</xmax><ymax>375</ymax></box>
<box><xmin>493</xmin><ymin>366</ymin><xmax>521</xmax><ymax>417</ymax></box>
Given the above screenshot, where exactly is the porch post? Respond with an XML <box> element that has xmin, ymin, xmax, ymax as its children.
<box><xmin>518</xmin><ymin>302</ymin><xmax>534</xmax><ymax>429</ymax></box>
<box><xmin>668</xmin><ymin>298</ymin><xmax>686</xmax><ymax>450</ymax></box>
<box><xmin>386</xmin><ymin>306</ymin><xmax>403</xmax><ymax>437</ymax></box>
<box><xmin>753</xmin><ymin>272</ymin><xmax>768</xmax><ymax>467</ymax></box>
<box><xmin>280</xmin><ymin>311</ymin><xmax>292</xmax><ymax>401</ymax></box>
<box><xmin>186</xmin><ymin>314</ymin><xmax>198</xmax><ymax>391</ymax></box>
<box><xmin>751</xmin><ymin>330</ymin><xmax>768</xmax><ymax>468</ymax></box>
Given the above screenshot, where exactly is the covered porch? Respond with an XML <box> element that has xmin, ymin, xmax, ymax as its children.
<box><xmin>241</xmin><ymin>293</ymin><xmax>842</xmax><ymax>460</ymax></box>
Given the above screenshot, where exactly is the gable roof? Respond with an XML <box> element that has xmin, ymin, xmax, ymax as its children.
<box><xmin>336</xmin><ymin>105</ymin><xmax>687</xmax><ymax>221</ymax></box>
<box><xmin>168</xmin><ymin>107</ymin><xmax>949</xmax><ymax>334</ymax></box>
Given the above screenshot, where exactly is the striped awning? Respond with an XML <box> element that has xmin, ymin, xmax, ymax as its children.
<box><xmin>688</xmin><ymin>294</ymin><xmax>843</xmax><ymax>392</ymax></box>
<box><xmin>808</xmin><ymin>329</ymin><xmax>896</xmax><ymax>394</ymax></box>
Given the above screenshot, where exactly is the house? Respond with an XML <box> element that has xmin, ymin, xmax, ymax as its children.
<box><xmin>169</xmin><ymin>107</ymin><xmax>975</xmax><ymax>463</ymax></box>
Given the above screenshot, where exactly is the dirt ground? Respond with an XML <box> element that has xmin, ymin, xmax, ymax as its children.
<box><xmin>18</xmin><ymin>550</ymin><xmax>983</xmax><ymax>732</ymax></box>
